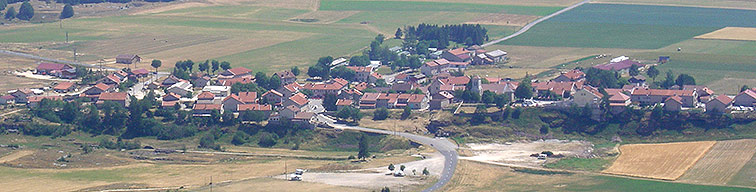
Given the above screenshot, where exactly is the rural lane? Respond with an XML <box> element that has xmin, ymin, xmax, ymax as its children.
<box><xmin>320</xmin><ymin>115</ymin><xmax>459</xmax><ymax>192</ymax></box>
<box><xmin>481</xmin><ymin>0</ymin><xmax>591</xmax><ymax>47</ymax></box>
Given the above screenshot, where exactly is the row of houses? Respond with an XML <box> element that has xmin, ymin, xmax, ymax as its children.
<box><xmin>421</xmin><ymin>47</ymin><xmax>507</xmax><ymax>76</ymax></box>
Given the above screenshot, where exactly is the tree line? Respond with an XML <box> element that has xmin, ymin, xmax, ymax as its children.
<box><xmin>403</xmin><ymin>23</ymin><xmax>488</xmax><ymax>48</ymax></box>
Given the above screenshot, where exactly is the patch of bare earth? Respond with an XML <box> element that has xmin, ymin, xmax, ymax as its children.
<box><xmin>460</xmin><ymin>140</ymin><xmax>593</xmax><ymax>167</ymax></box>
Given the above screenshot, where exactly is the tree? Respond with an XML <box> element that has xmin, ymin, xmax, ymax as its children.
<box><xmin>0</xmin><ymin>0</ymin><xmax>6</xmax><ymax>11</ymax></box>
<box><xmin>357</xmin><ymin>134</ymin><xmax>370</xmax><ymax>160</ymax></box>
<box><xmin>661</xmin><ymin>70</ymin><xmax>675</xmax><ymax>88</ymax></box>
<box><xmin>400</xmin><ymin>165</ymin><xmax>406</xmax><ymax>171</ymax></box>
<box><xmin>514</xmin><ymin>78</ymin><xmax>533</xmax><ymax>99</ymax></box>
<box><xmin>268</xmin><ymin>74</ymin><xmax>281</xmax><ymax>90</ymax></box>
<box><xmin>323</xmin><ymin>94</ymin><xmax>338</xmax><ymax>111</ymax></box>
<box><xmin>220</xmin><ymin>61</ymin><xmax>231</xmax><ymax>70</ymax></box>
<box><xmin>471</xmin><ymin>105</ymin><xmax>488</xmax><ymax>125</ymax></box>
<box><xmin>373</xmin><ymin>107</ymin><xmax>389</xmax><ymax>120</ymax></box>
<box><xmin>211</xmin><ymin>60</ymin><xmax>219</xmax><ymax>74</ymax></box>
<box><xmin>401</xmin><ymin>106</ymin><xmax>411</xmax><ymax>120</ymax></box>
<box><xmin>381</xmin><ymin>187</ymin><xmax>391</xmax><ymax>192</ymax></box>
<box><xmin>240</xmin><ymin>111</ymin><xmax>266</xmax><ymax>122</ymax></box>
<box><xmin>336</xmin><ymin>106</ymin><xmax>362</xmax><ymax>122</ymax></box>
<box><xmin>675</xmin><ymin>74</ymin><xmax>696</xmax><ymax>87</ymax></box>
<box><xmin>150</xmin><ymin>59</ymin><xmax>161</xmax><ymax>74</ymax></box>
<box><xmin>349</xmin><ymin>55</ymin><xmax>370</xmax><ymax>66</ymax></box>
<box><xmin>17</xmin><ymin>1</ymin><xmax>33</xmax><ymax>20</ymax></box>
<box><xmin>388</xmin><ymin>163</ymin><xmax>395</xmax><ymax>171</ymax></box>
<box><xmin>375</xmin><ymin>34</ymin><xmax>385</xmax><ymax>44</ymax></box>
<box><xmin>394</xmin><ymin>28</ymin><xmax>402</xmax><ymax>39</ymax></box>
<box><xmin>4</xmin><ymin>7</ymin><xmax>15</xmax><ymax>20</ymax></box>
<box><xmin>422</xmin><ymin>167</ymin><xmax>429</xmax><ymax>175</ymax></box>
<box><xmin>291</xmin><ymin>66</ymin><xmax>300</xmax><ymax>76</ymax></box>
<box><xmin>231</xmin><ymin>131</ymin><xmax>248</xmax><ymax>146</ymax></box>
<box><xmin>198</xmin><ymin>60</ymin><xmax>209</xmax><ymax>73</ymax></box>
<box><xmin>628</xmin><ymin>64</ymin><xmax>640</xmax><ymax>76</ymax></box>
<box><xmin>330</xmin><ymin>65</ymin><xmax>356</xmax><ymax>80</ymax></box>
<box><xmin>647</xmin><ymin>65</ymin><xmax>659</xmax><ymax>80</ymax></box>
<box><xmin>255</xmin><ymin>72</ymin><xmax>268</xmax><ymax>88</ymax></box>
<box><xmin>741</xmin><ymin>85</ymin><xmax>750</xmax><ymax>92</ymax></box>
<box><xmin>59</xmin><ymin>4</ymin><xmax>74</xmax><ymax>19</ymax></box>
<box><xmin>494</xmin><ymin>94</ymin><xmax>511</xmax><ymax>109</ymax></box>
<box><xmin>481</xmin><ymin>90</ymin><xmax>496</xmax><ymax>104</ymax></box>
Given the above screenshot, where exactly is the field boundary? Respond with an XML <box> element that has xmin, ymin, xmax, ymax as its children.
<box><xmin>602</xmin><ymin>141</ymin><xmax>715</xmax><ymax>180</ymax></box>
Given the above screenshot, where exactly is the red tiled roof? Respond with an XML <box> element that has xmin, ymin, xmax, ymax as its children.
<box><xmin>105</xmin><ymin>74</ymin><xmax>121</xmax><ymax>84</ymax></box>
<box><xmin>710</xmin><ymin>94</ymin><xmax>733</xmax><ymax>105</ymax></box>
<box><xmin>164</xmin><ymin>92</ymin><xmax>181</xmax><ymax>101</ymax></box>
<box><xmin>1</xmin><ymin>95</ymin><xmax>15</xmax><ymax>100</ymax></box>
<box><xmin>584</xmin><ymin>86</ymin><xmax>604</xmax><ymax>98</ymax></box>
<box><xmin>532</xmin><ymin>81</ymin><xmax>575</xmax><ymax>95</ymax></box>
<box><xmin>360</xmin><ymin>92</ymin><xmax>380</xmax><ymax>102</ymax></box>
<box><xmin>283</xmin><ymin>83</ymin><xmax>302</xmax><ymax>92</ymax></box>
<box><xmin>226</xmin><ymin>67</ymin><xmax>252</xmax><ymax>76</ymax></box>
<box><xmin>162</xmin><ymin>100</ymin><xmax>179</xmax><ymax>107</ymax></box>
<box><xmin>354</xmin><ymin>82</ymin><xmax>368</xmax><ymax>91</ymax></box>
<box><xmin>560</xmin><ymin>70</ymin><xmax>585</xmax><ymax>80</ymax></box>
<box><xmin>609</xmin><ymin>92</ymin><xmax>630</xmax><ymax>102</ymax></box>
<box><xmin>94</xmin><ymin>83</ymin><xmax>112</xmax><ymax>92</ymax></box>
<box><xmin>346</xmin><ymin>66</ymin><xmax>373</xmax><ymax>73</ymax></box>
<box><xmin>274</xmin><ymin>70</ymin><xmax>296</xmax><ymax>79</ymax></box>
<box><xmin>448</xmin><ymin>48</ymin><xmax>469</xmax><ymax>56</ymax></box>
<box><xmin>53</xmin><ymin>82</ymin><xmax>75</xmax><ymax>90</ymax></box>
<box><xmin>666</xmin><ymin>95</ymin><xmax>683</xmax><ymax>104</ymax></box>
<box><xmin>28</xmin><ymin>96</ymin><xmax>62</xmax><ymax>103</ymax></box>
<box><xmin>197</xmin><ymin>91</ymin><xmax>215</xmax><ymax>100</ymax></box>
<box><xmin>740</xmin><ymin>89</ymin><xmax>756</xmax><ymax>99</ymax></box>
<box><xmin>682</xmin><ymin>85</ymin><xmax>714</xmax><ymax>96</ymax></box>
<box><xmin>237</xmin><ymin>92</ymin><xmax>257</xmax><ymax>103</ymax></box>
<box><xmin>440</xmin><ymin>76</ymin><xmax>470</xmax><ymax>85</ymax></box>
<box><xmin>223</xmin><ymin>94</ymin><xmax>242</xmax><ymax>103</ymax></box>
<box><xmin>238</xmin><ymin>104</ymin><xmax>272</xmax><ymax>111</ymax></box>
<box><xmin>632</xmin><ymin>88</ymin><xmax>696</xmax><ymax>97</ymax></box>
<box><xmin>294</xmin><ymin>112</ymin><xmax>314</xmax><ymax>120</ymax></box>
<box><xmin>132</xmin><ymin>68</ymin><xmax>150</xmax><ymax>75</ymax></box>
<box><xmin>99</xmin><ymin>92</ymin><xmax>128</xmax><ymax>101</ymax></box>
<box><xmin>262</xmin><ymin>90</ymin><xmax>283</xmax><ymax>97</ymax></box>
<box><xmin>288</xmin><ymin>94</ymin><xmax>308</xmax><ymax>106</ymax></box>
<box><xmin>193</xmin><ymin>104</ymin><xmax>222</xmax><ymax>110</ymax></box>
<box><xmin>336</xmin><ymin>99</ymin><xmax>353</xmax><ymax>106</ymax></box>
<box><xmin>332</xmin><ymin>78</ymin><xmax>349</xmax><ymax>86</ymax></box>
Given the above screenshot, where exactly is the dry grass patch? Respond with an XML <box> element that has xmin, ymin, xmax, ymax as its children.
<box><xmin>465</xmin><ymin>66</ymin><xmax>550</xmax><ymax>79</ymax></box>
<box><xmin>465</xmin><ymin>13</ymin><xmax>539</xmax><ymax>26</ymax></box>
<box><xmin>359</xmin><ymin>117</ymin><xmax>430</xmax><ymax>134</ymax></box>
<box><xmin>679</xmin><ymin>139</ymin><xmax>756</xmax><ymax>185</ymax></box>
<box><xmin>444</xmin><ymin>160</ymin><xmax>595</xmax><ymax>191</ymax></box>
<box><xmin>603</xmin><ymin>141</ymin><xmax>715</xmax><ymax>180</ymax></box>
<box><xmin>695</xmin><ymin>27</ymin><xmax>756</xmax><ymax>41</ymax></box>
<box><xmin>201</xmin><ymin>177</ymin><xmax>369</xmax><ymax>192</ymax></box>
<box><xmin>289</xmin><ymin>11</ymin><xmax>360</xmax><ymax>24</ymax></box>
<box><xmin>0</xmin><ymin>150</ymin><xmax>34</xmax><ymax>164</ymax></box>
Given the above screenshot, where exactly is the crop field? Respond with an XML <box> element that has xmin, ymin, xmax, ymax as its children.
<box><xmin>679</xmin><ymin>139</ymin><xmax>756</xmax><ymax>185</ymax></box>
<box><xmin>602</xmin><ymin>141</ymin><xmax>715</xmax><ymax>180</ymax></box>
<box><xmin>695</xmin><ymin>27</ymin><xmax>756</xmax><ymax>41</ymax></box>
<box><xmin>594</xmin><ymin>0</ymin><xmax>756</xmax><ymax>10</ymax></box>
<box><xmin>322</xmin><ymin>0</ymin><xmax>583</xmax><ymax>6</ymax></box>
<box><xmin>504</xmin><ymin>3</ymin><xmax>756</xmax><ymax>49</ymax></box>
<box><xmin>320</xmin><ymin>0</ymin><xmax>563</xmax><ymax>15</ymax></box>
<box><xmin>730</xmin><ymin>152</ymin><xmax>756</xmax><ymax>187</ymax></box>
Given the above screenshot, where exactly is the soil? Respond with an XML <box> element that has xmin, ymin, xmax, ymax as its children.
<box><xmin>460</xmin><ymin>140</ymin><xmax>593</xmax><ymax>167</ymax></box>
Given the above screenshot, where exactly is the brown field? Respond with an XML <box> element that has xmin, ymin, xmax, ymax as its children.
<box><xmin>195</xmin><ymin>177</ymin><xmax>369</xmax><ymax>192</ymax></box>
<box><xmin>602</xmin><ymin>141</ymin><xmax>716</xmax><ymax>180</ymax></box>
<box><xmin>695</xmin><ymin>27</ymin><xmax>756</xmax><ymax>41</ymax></box>
<box><xmin>289</xmin><ymin>11</ymin><xmax>361</xmax><ymax>24</ymax></box>
<box><xmin>679</xmin><ymin>139</ymin><xmax>756</xmax><ymax>185</ymax></box>
<box><xmin>443</xmin><ymin>160</ymin><xmax>596</xmax><ymax>191</ymax></box>
<box><xmin>465</xmin><ymin>13</ymin><xmax>540</xmax><ymax>26</ymax></box>
<box><xmin>359</xmin><ymin>113</ymin><xmax>430</xmax><ymax>134</ymax></box>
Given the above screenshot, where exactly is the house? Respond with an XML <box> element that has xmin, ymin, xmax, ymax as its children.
<box><xmin>237</xmin><ymin>92</ymin><xmax>258</xmax><ymax>103</ymax></box>
<box><xmin>336</xmin><ymin>99</ymin><xmax>353</xmax><ymax>110</ymax></box>
<box><xmin>608</xmin><ymin>92</ymin><xmax>631</xmax><ymax>114</ymax></box>
<box><xmin>706</xmin><ymin>94</ymin><xmax>732</xmax><ymax>113</ymax></box>
<box><xmin>273</xmin><ymin>71</ymin><xmax>297</xmax><ymax>85</ymax></box>
<box><xmin>223</xmin><ymin>94</ymin><xmax>245</xmax><ymax>112</ymax></box>
<box><xmin>97</xmin><ymin>92</ymin><xmax>130</xmax><ymax>107</ymax></box>
<box><xmin>441</xmin><ymin>48</ymin><xmax>472</xmax><ymax>62</ymax></box>
<box><xmin>161</xmin><ymin>92</ymin><xmax>182</xmax><ymax>109</ymax></box>
<box><xmin>358</xmin><ymin>92</ymin><xmax>379</xmax><ymax>109</ymax></box>
<box><xmin>36</xmin><ymin>63</ymin><xmax>75</xmax><ymax>78</ymax></box>
<box><xmin>631</xmin><ymin>88</ymin><xmax>697</xmax><ymax>107</ymax></box>
<box><xmin>361</xmin><ymin>93</ymin><xmax>425</xmax><ymax>109</ymax></box>
<box><xmin>262</xmin><ymin>90</ymin><xmax>284</xmax><ymax>105</ymax></box>
<box><xmin>354</xmin><ymin>82</ymin><xmax>368</xmax><ymax>92</ymax></box>
<box><xmin>161</xmin><ymin>76</ymin><xmax>183</xmax><ymax>87</ymax></box>
<box><xmin>484</xmin><ymin>50</ymin><xmax>507</xmax><ymax>63</ymax></box>
<box><xmin>218</xmin><ymin>76</ymin><xmax>254</xmax><ymax>86</ymax></box>
<box><xmin>27</xmin><ymin>96</ymin><xmax>63</xmax><ymax>108</ymax></box>
<box><xmin>0</xmin><ymin>95</ymin><xmax>15</xmax><ymax>104</ymax></box>
<box><xmin>339</xmin><ymin>88</ymin><xmax>363</xmax><ymax>101</ymax></box>
<box><xmin>480</xmin><ymin>81</ymin><xmax>518</xmax><ymax>99</ymax></box>
<box><xmin>430</xmin><ymin>91</ymin><xmax>454</xmax><ymax>110</ymax></box>
<box><xmin>346</xmin><ymin>66</ymin><xmax>373</xmax><ymax>82</ymax></box>
<box><xmin>531</xmin><ymin>81</ymin><xmax>580</xmax><ymax>99</ymax></box>
<box><xmin>391</xmin><ymin>81</ymin><xmax>416</xmax><ymax>93</ymax></box>
<box><xmin>369</xmin><ymin>73</ymin><xmax>382</xmax><ymax>84</ymax></box>
<box><xmin>301</xmin><ymin>79</ymin><xmax>348</xmax><ymax>97</ymax></box>
<box><xmin>131</xmin><ymin>69</ymin><xmax>150</xmax><ymax>78</ymax></box>
<box><xmin>285</xmin><ymin>93</ymin><xmax>309</xmax><ymax>108</ymax></box>
<box><xmin>628</xmin><ymin>76</ymin><xmax>647</xmax><ymax>86</ymax></box>
<box><xmin>167</xmin><ymin>81</ymin><xmax>193</xmax><ymax>97</ymax></box>
<box><xmin>99</xmin><ymin>74</ymin><xmax>123</xmax><ymax>85</ymax></box>
<box><xmin>572</xmin><ymin>86</ymin><xmax>604</xmax><ymax>107</ymax></box>
<box><xmin>11</xmin><ymin>89</ymin><xmax>33</xmax><ymax>103</ymax></box>
<box><xmin>664</xmin><ymin>96</ymin><xmax>683</xmax><ymax>112</ymax></box>
<box><xmin>280</xmin><ymin>105</ymin><xmax>300</xmax><ymax>119</ymax></box>
<box><xmin>196</xmin><ymin>91</ymin><xmax>216</xmax><ymax>104</ymax></box>
<box><xmin>219</xmin><ymin>67</ymin><xmax>252</xmax><ymax>78</ymax></box>
<box><xmin>147</xmin><ymin>82</ymin><xmax>161</xmax><ymax>90</ymax></box>
<box><xmin>192</xmin><ymin>104</ymin><xmax>222</xmax><ymax>117</ymax></box>
<box><xmin>293</xmin><ymin>112</ymin><xmax>316</xmax><ymax>128</ymax></box>
<box><xmin>202</xmin><ymin>86</ymin><xmax>231</xmax><ymax>98</ymax></box>
<box><xmin>683</xmin><ymin>85</ymin><xmax>714</xmax><ymax>101</ymax></box>
<box><xmin>191</xmin><ymin>75</ymin><xmax>211</xmax><ymax>88</ymax></box>
<box><xmin>428</xmin><ymin>76</ymin><xmax>470</xmax><ymax>94</ymax></box>
<box><xmin>420</xmin><ymin>59</ymin><xmax>469</xmax><ymax>76</ymax></box>
<box><xmin>733</xmin><ymin>89</ymin><xmax>756</xmax><ymax>107</ymax></box>
<box><xmin>238</xmin><ymin>104</ymin><xmax>273</xmax><ymax>117</ymax></box>
<box><xmin>53</xmin><ymin>82</ymin><xmax>76</xmax><ymax>93</ymax></box>
<box><xmin>553</xmin><ymin>70</ymin><xmax>585</xmax><ymax>82</ymax></box>
<box><xmin>593</xmin><ymin>59</ymin><xmax>645</xmax><ymax>72</ymax></box>
<box><xmin>84</xmin><ymin>83</ymin><xmax>114</xmax><ymax>96</ymax></box>
<box><xmin>114</xmin><ymin>71</ymin><xmax>129</xmax><ymax>80</ymax></box>
<box><xmin>279</xmin><ymin>83</ymin><xmax>302</xmax><ymax>97</ymax></box>
<box><xmin>116</xmin><ymin>54</ymin><xmax>141</xmax><ymax>64</ymax></box>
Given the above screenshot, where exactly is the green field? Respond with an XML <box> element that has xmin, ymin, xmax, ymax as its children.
<box><xmin>569</xmin><ymin>175</ymin><xmax>756</xmax><ymax>192</ymax></box>
<box><xmin>504</xmin><ymin>3</ymin><xmax>756</xmax><ymax>49</ymax></box>
<box><xmin>544</xmin><ymin>157</ymin><xmax>611</xmax><ymax>172</ymax></box>
<box><xmin>730</xmin><ymin>154</ymin><xmax>756</xmax><ymax>187</ymax></box>
<box><xmin>320</xmin><ymin>0</ymin><xmax>563</xmax><ymax>15</ymax></box>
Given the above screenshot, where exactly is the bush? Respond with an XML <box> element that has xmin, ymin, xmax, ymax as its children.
<box><xmin>21</xmin><ymin>123</ymin><xmax>70</xmax><ymax>138</ymax></box>
<box><xmin>156</xmin><ymin>124</ymin><xmax>197</xmax><ymax>140</ymax></box>
<box><xmin>373</xmin><ymin>107</ymin><xmax>389</xmax><ymax>120</ymax></box>
<box><xmin>99</xmin><ymin>138</ymin><xmax>140</xmax><ymax>150</ymax></box>
<box><xmin>231</xmin><ymin>132</ymin><xmax>249</xmax><ymax>146</ymax></box>
<box><xmin>257</xmin><ymin>131</ymin><xmax>277</xmax><ymax>147</ymax></box>
<box><xmin>199</xmin><ymin>134</ymin><xmax>221</xmax><ymax>150</ymax></box>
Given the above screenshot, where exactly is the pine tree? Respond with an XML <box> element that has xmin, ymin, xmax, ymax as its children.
<box><xmin>357</xmin><ymin>134</ymin><xmax>370</xmax><ymax>160</ymax></box>
<box><xmin>394</xmin><ymin>28</ymin><xmax>402</xmax><ymax>39</ymax></box>
<box><xmin>4</xmin><ymin>7</ymin><xmax>15</xmax><ymax>20</ymax></box>
<box><xmin>59</xmin><ymin>4</ymin><xmax>74</xmax><ymax>19</ymax></box>
<box><xmin>17</xmin><ymin>1</ymin><xmax>33</xmax><ymax>21</ymax></box>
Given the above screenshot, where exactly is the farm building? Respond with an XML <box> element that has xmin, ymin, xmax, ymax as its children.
<box><xmin>116</xmin><ymin>54</ymin><xmax>141</xmax><ymax>64</ymax></box>
<box><xmin>593</xmin><ymin>59</ymin><xmax>645</xmax><ymax>72</ymax></box>
<box><xmin>733</xmin><ymin>89</ymin><xmax>756</xmax><ymax>107</ymax></box>
<box><xmin>664</xmin><ymin>96</ymin><xmax>683</xmax><ymax>112</ymax></box>
<box><xmin>706</xmin><ymin>94</ymin><xmax>733</xmax><ymax>113</ymax></box>
<box><xmin>96</xmin><ymin>92</ymin><xmax>130</xmax><ymax>107</ymax></box>
<box><xmin>36</xmin><ymin>63</ymin><xmax>76</xmax><ymax>79</ymax></box>
<box><xmin>131</xmin><ymin>68</ymin><xmax>150</xmax><ymax>78</ymax></box>
<box><xmin>273</xmin><ymin>70</ymin><xmax>297</xmax><ymax>85</ymax></box>
<box><xmin>553</xmin><ymin>70</ymin><xmax>585</xmax><ymax>82</ymax></box>
<box><xmin>167</xmin><ymin>81</ymin><xmax>193</xmax><ymax>97</ymax></box>
<box><xmin>53</xmin><ymin>82</ymin><xmax>76</xmax><ymax>93</ymax></box>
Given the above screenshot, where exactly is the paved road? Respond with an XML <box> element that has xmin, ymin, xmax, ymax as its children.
<box><xmin>481</xmin><ymin>0</ymin><xmax>590</xmax><ymax>47</ymax></box>
<box><xmin>319</xmin><ymin>115</ymin><xmax>458</xmax><ymax>192</ymax></box>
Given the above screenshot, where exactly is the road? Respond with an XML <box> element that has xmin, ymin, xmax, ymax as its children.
<box><xmin>481</xmin><ymin>0</ymin><xmax>590</xmax><ymax>47</ymax></box>
<box><xmin>318</xmin><ymin>115</ymin><xmax>458</xmax><ymax>192</ymax></box>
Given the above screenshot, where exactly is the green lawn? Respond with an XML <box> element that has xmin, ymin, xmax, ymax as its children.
<box><xmin>320</xmin><ymin>0</ymin><xmax>563</xmax><ymax>15</ymax></box>
<box><xmin>503</xmin><ymin>3</ymin><xmax>756</xmax><ymax>49</ymax></box>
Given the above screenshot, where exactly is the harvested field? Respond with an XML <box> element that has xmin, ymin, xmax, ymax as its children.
<box><xmin>289</xmin><ymin>11</ymin><xmax>360</xmax><ymax>24</ymax></box>
<box><xmin>465</xmin><ymin>13</ymin><xmax>539</xmax><ymax>26</ymax></box>
<box><xmin>443</xmin><ymin>160</ymin><xmax>595</xmax><ymax>191</ymax></box>
<box><xmin>695</xmin><ymin>27</ymin><xmax>756</xmax><ymax>41</ymax></box>
<box><xmin>602</xmin><ymin>141</ymin><xmax>715</xmax><ymax>180</ymax></box>
<box><xmin>679</xmin><ymin>139</ymin><xmax>756</xmax><ymax>185</ymax></box>
<box><xmin>730</xmin><ymin>151</ymin><xmax>756</xmax><ymax>187</ymax></box>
